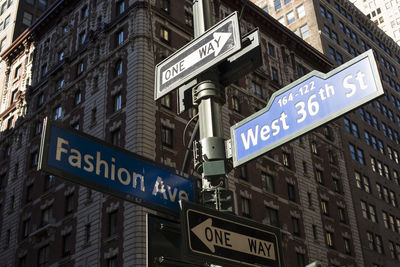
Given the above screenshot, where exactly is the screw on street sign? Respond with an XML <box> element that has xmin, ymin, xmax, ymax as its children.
<box><xmin>181</xmin><ymin>201</ymin><xmax>282</xmax><ymax>267</ymax></box>
<box><xmin>38</xmin><ymin>121</ymin><xmax>195</xmax><ymax>215</ymax></box>
<box><xmin>154</xmin><ymin>11</ymin><xmax>241</xmax><ymax>100</ymax></box>
<box><xmin>231</xmin><ymin>49</ymin><xmax>384</xmax><ymax>167</ymax></box>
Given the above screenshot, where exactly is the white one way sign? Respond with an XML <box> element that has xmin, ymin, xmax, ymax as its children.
<box><xmin>155</xmin><ymin>12</ymin><xmax>241</xmax><ymax>100</ymax></box>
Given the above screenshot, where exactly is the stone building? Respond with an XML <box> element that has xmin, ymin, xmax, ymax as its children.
<box><xmin>252</xmin><ymin>0</ymin><xmax>400</xmax><ymax>266</ymax></box>
<box><xmin>0</xmin><ymin>0</ymin><xmax>361</xmax><ymax>266</ymax></box>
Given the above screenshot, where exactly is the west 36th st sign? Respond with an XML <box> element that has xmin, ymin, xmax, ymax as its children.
<box><xmin>231</xmin><ymin>50</ymin><xmax>384</xmax><ymax>167</ymax></box>
<box><xmin>154</xmin><ymin>12</ymin><xmax>240</xmax><ymax>100</ymax></box>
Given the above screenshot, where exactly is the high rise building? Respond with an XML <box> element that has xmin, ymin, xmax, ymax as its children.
<box><xmin>350</xmin><ymin>0</ymin><xmax>400</xmax><ymax>46</ymax></box>
<box><xmin>252</xmin><ymin>0</ymin><xmax>400</xmax><ymax>266</ymax></box>
<box><xmin>0</xmin><ymin>0</ymin><xmax>369</xmax><ymax>266</ymax></box>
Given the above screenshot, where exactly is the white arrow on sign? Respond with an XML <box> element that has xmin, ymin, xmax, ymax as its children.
<box><xmin>161</xmin><ymin>32</ymin><xmax>231</xmax><ymax>85</ymax></box>
<box><xmin>191</xmin><ymin>218</ymin><xmax>276</xmax><ymax>260</ymax></box>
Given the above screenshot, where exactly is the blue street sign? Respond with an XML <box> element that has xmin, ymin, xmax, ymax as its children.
<box><xmin>38</xmin><ymin>122</ymin><xmax>195</xmax><ymax>214</ymax></box>
<box><xmin>231</xmin><ymin>50</ymin><xmax>383</xmax><ymax>167</ymax></box>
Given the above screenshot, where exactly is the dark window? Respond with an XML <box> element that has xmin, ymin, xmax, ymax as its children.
<box><xmin>85</xmin><ymin>223</ymin><xmax>91</xmax><ymax>243</ymax></box>
<box><xmin>74</xmin><ymin>90</ymin><xmax>82</xmax><ymax>106</ymax></box>
<box><xmin>38</xmin><ymin>245</ymin><xmax>49</xmax><ymax>267</ymax></box>
<box><xmin>338</xmin><ymin>206</ymin><xmax>346</xmax><ymax>223</ymax></box>
<box><xmin>116</xmin><ymin>29</ymin><xmax>124</xmax><ymax>46</ymax></box>
<box><xmin>282</xmin><ymin>152</ymin><xmax>291</xmax><ymax>168</ymax></box>
<box><xmin>271</xmin><ymin>67</ymin><xmax>279</xmax><ymax>83</ymax></box>
<box><xmin>239</xmin><ymin>165</ymin><xmax>247</xmax><ymax>180</ymax></box>
<box><xmin>292</xmin><ymin>217</ymin><xmax>300</xmax><ymax>236</ymax></box>
<box><xmin>62</xmin><ymin>233</ymin><xmax>72</xmax><ymax>257</ymax></box>
<box><xmin>326</xmin><ymin>231</ymin><xmax>334</xmax><ymax>248</ymax></box>
<box><xmin>111</xmin><ymin>128</ymin><xmax>120</xmax><ymax>146</ymax></box>
<box><xmin>261</xmin><ymin>172</ymin><xmax>274</xmax><ymax>192</ymax></box>
<box><xmin>81</xmin><ymin>5</ymin><xmax>88</xmax><ymax>19</ymax></box>
<box><xmin>113</xmin><ymin>93</ymin><xmax>122</xmax><ymax>112</ymax></box>
<box><xmin>232</xmin><ymin>96</ymin><xmax>240</xmax><ymax>112</ymax></box>
<box><xmin>65</xmin><ymin>194</ymin><xmax>74</xmax><ymax>215</ymax></box>
<box><xmin>288</xmin><ymin>183</ymin><xmax>296</xmax><ymax>202</ymax></box>
<box><xmin>26</xmin><ymin>184</ymin><xmax>33</xmax><ymax>203</ymax></box>
<box><xmin>161</xmin><ymin>126</ymin><xmax>173</xmax><ymax>148</ymax></box>
<box><xmin>265</xmin><ymin>207</ymin><xmax>279</xmax><ymax>227</ymax></box>
<box><xmin>41</xmin><ymin>206</ymin><xmax>52</xmax><ymax>226</ymax></box>
<box><xmin>44</xmin><ymin>175</ymin><xmax>54</xmax><ymax>191</ymax></box>
<box><xmin>161</xmin><ymin>0</ymin><xmax>170</xmax><ymax>13</ymax></box>
<box><xmin>22</xmin><ymin>218</ymin><xmax>30</xmax><ymax>238</ymax></box>
<box><xmin>114</xmin><ymin>60</ymin><xmax>123</xmax><ymax>76</ymax></box>
<box><xmin>109</xmin><ymin>211</ymin><xmax>118</xmax><ymax>236</ymax></box>
<box><xmin>321</xmin><ymin>199</ymin><xmax>329</xmax><ymax>215</ymax></box>
<box><xmin>160</xmin><ymin>26</ymin><xmax>170</xmax><ymax>43</ymax></box>
<box><xmin>116</xmin><ymin>0</ymin><xmax>125</xmax><ymax>15</ymax></box>
<box><xmin>241</xmin><ymin>197</ymin><xmax>251</xmax><ymax>218</ymax></box>
<box><xmin>185</xmin><ymin>11</ymin><xmax>193</xmax><ymax>27</ymax></box>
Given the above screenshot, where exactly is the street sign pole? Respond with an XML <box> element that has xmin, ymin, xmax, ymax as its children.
<box><xmin>192</xmin><ymin>0</ymin><xmax>231</xmax><ymax>209</ymax></box>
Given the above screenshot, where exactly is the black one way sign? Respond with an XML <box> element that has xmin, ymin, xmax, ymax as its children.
<box><xmin>181</xmin><ymin>201</ymin><xmax>283</xmax><ymax>267</ymax></box>
<box><xmin>154</xmin><ymin>12</ymin><xmax>241</xmax><ymax>100</ymax></box>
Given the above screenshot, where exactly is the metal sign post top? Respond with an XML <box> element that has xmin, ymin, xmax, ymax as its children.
<box><xmin>154</xmin><ymin>11</ymin><xmax>241</xmax><ymax>100</ymax></box>
<box><xmin>230</xmin><ymin>50</ymin><xmax>383</xmax><ymax>167</ymax></box>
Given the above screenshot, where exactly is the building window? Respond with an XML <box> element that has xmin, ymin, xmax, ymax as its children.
<box><xmin>344</xmin><ymin>238</ymin><xmax>351</xmax><ymax>255</ymax></box>
<box><xmin>31</xmin><ymin>151</ymin><xmax>39</xmax><ymax>168</ymax></box>
<box><xmin>43</xmin><ymin>175</ymin><xmax>53</xmax><ymax>192</ymax></box>
<box><xmin>74</xmin><ymin>90</ymin><xmax>82</xmax><ymax>106</ymax></box>
<box><xmin>38</xmin><ymin>245</ymin><xmax>49</xmax><ymax>267</ymax></box>
<box><xmin>116</xmin><ymin>0</ymin><xmax>125</xmax><ymax>15</ymax></box>
<box><xmin>274</xmin><ymin>0</ymin><xmax>282</xmax><ymax>11</ymax></box>
<box><xmin>282</xmin><ymin>152</ymin><xmax>290</xmax><ymax>168</ymax></box>
<box><xmin>81</xmin><ymin>5</ymin><xmax>88</xmax><ymax>19</ymax></box>
<box><xmin>241</xmin><ymin>197</ymin><xmax>251</xmax><ymax>218</ymax></box>
<box><xmin>4</xmin><ymin>15</ymin><xmax>10</xmax><ymax>28</ymax></box>
<box><xmin>111</xmin><ymin>128</ymin><xmax>120</xmax><ymax>146</ymax></box>
<box><xmin>311</xmin><ymin>141</ymin><xmax>319</xmax><ymax>154</ymax></box>
<box><xmin>161</xmin><ymin>94</ymin><xmax>172</xmax><ymax>109</ymax></box>
<box><xmin>41</xmin><ymin>206</ymin><xmax>52</xmax><ymax>226</ymax></box>
<box><xmin>113</xmin><ymin>93</ymin><xmax>122</xmax><ymax>112</ymax></box>
<box><xmin>326</xmin><ymin>231</ymin><xmax>334</xmax><ymax>248</ymax></box>
<box><xmin>54</xmin><ymin>106</ymin><xmax>62</xmax><ymax>120</ymax></box>
<box><xmin>185</xmin><ymin>11</ymin><xmax>193</xmax><ymax>27</ymax></box>
<box><xmin>286</xmin><ymin>11</ymin><xmax>295</xmax><ymax>24</ymax></box>
<box><xmin>108</xmin><ymin>256</ymin><xmax>117</xmax><ymax>267</ymax></box>
<box><xmin>114</xmin><ymin>60</ymin><xmax>123</xmax><ymax>76</ymax></box>
<box><xmin>271</xmin><ymin>67</ymin><xmax>279</xmax><ymax>83</ymax></box>
<box><xmin>0</xmin><ymin>37</ymin><xmax>7</xmax><ymax>52</ymax></box>
<box><xmin>161</xmin><ymin>0</ymin><xmax>170</xmax><ymax>13</ymax></box>
<box><xmin>376</xmin><ymin>235</ymin><xmax>384</xmax><ymax>254</ymax></box>
<box><xmin>239</xmin><ymin>165</ymin><xmax>247</xmax><ymax>180</ymax></box>
<box><xmin>62</xmin><ymin>233</ymin><xmax>72</xmax><ymax>257</ymax></box>
<box><xmin>252</xmin><ymin>81</ymin><xmax>262</xmax><ymax>98</ymax></box>
<box><xmin>296</xmin><ymin>4</ymin><xmax>305</xmax><ymax>18</ymax></box>
<box><xmin>79</xmin><ymin>31</ymin><xmax>87</xmax><ymax>45</ymax></box>
<box><xmin>26</xmin><ymin>184</ymin><xmax>33</xmax><ymax>203</ymax></box>
<box><xmin>77</xmin><ymin>61</ymin><xmax>84</xmax><ymax>75</ymax></box>
<box><xmin>35</xmin><ymin>120</ymin><xmax>42</xmax><ymax>136</ymax></box>
<box><xmin>161</xmin><ymin>126</ymin><xmax>173</xmax><ymax>148</ymax></box>
<box><xmin>321</xmin><ymin>199</ymin><xmax>329</xmax><ymax>215</ymax></box>
<box><xmin>38</xmin><ymin>0</ymin><xmax>47</xmax><ymax>10</ymax></box>
<box><xmin>37</xmin><ymin>92</ymin><xmax>45</xmax><ymax>107</ymax></box>
<box><xmin>315</xmin><ymin>169</ymin><xmax>324</xmax><ymax>184</ymax></box>
<box><xmin>56</xmin><ymin>76</ymin><xmax>65</xmax><ymax>91</ymax></box>
<box><xmin>268</xmin><ymin>43</ymin><xmax>276</xmax><ymax>57</ymax></box>
<box><xmin>109</xmin><ymin>211</ymin><xmax>118</xmax><ymax>236</ymax></box>
<box><xmin>292</xmin><ymin>217</ymin><xmax>300</xmax><ymax>236</ymax></box>
<box><xmin>300</xmin><ymin>24</ymin><xmax>310</xmax><ymax>39</ymax></box>
<box><xmin>85</xmin><ymin>223</ymin><xmax>91</xmax><ymax>243</ymax></box>
<box><xmin>261</xmin><ymin>172</ymin><xmax>274</xmax><ymax>192</ymax></box>
<box><xmin>338</xmin><ymin>207</ymin><xmax>346</xmax><ymax>223</ymax></box>
<box><xmin>116</xmin><ymin>29</ymin><xmax>124</xmax><ymax>46</ymax></box>
<box><xmin>265</xmin><ymin>207</ymin><xmax>279</xmax><ymax>227</ymax></box>
<box><xmin>160</xmin><ymin>26</ymin><xmax>170</xmax><ymax>43</ymax></box>
<box><xmin>232</xmin><ymin>96</ymin><xmax>240</xmax><ymax>112</ymax></box>
<box><xmin>65</xmin><ymin>194</ymin><xmax>74</xmax><ymax>215</ymax></box>
<box><xmin>288</xmin><ymin>183</ymin><xmax>296</xmax><ymax>202</ymax></box>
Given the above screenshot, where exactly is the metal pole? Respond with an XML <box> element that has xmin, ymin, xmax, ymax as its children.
<box><xmin>192</xmin><ymin>0</ymin><xmax>230</xmax><ymax>210</ymax></box>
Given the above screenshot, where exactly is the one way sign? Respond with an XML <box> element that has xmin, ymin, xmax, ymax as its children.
<box><xmin>154</xmin><ymin>12</ymin><xmax>241</xmax><ymax>100</ymax></box>
<box><xmin>181</xmin><ymin>201</ymin><xmax>283</xmax><ymax>267</ymax></box>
